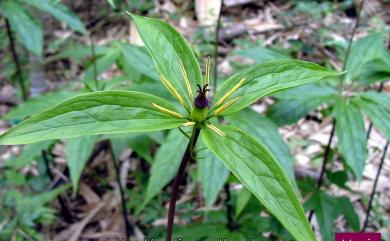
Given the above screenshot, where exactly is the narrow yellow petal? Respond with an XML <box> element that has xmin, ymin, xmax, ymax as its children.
<box><xmin>181</xmin><ymin>121</ymin><xmax>195</xmax><ymax>127</ymax></box>
<box><xmin>214</xmin><ymin>96</ymin><xmax>240</xmax><ymax>115</ymax></box>
<box><xmin>206</xmin><ymin>124</ymin><xmax>225</xmax><ymax>137</ymax></box>
<box><xmin>179</xmin><ymin>61</ymin><xmax>193</xmax><ymax>101</ymax></box>
<box><xmin>160</xmin><ymin>75</ymin><xmax>185</xmax><ymax>106</ymax></box>
<box><xmin>152</xmin><ymin>102</ymin><xmax>183</xmax><ymax>118</ymax></box>
<box><xmin>205</xmin><ymin>57</ymin><xmax>211</xmax><ymax>86</ymax></box>
<box><xmin>215</xmin><ymin>77</ymin><xmax>246</xmax><ymax>107</ymax></box>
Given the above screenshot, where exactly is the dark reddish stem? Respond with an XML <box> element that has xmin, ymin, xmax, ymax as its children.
<box><xmin>362</xmin><ymin>142</ymin><xmax>389</xmax><ymax>231</ymax></box>
<box><xmin>166</xmin><ymin>128</ymin><xmax>201</xmax><ymax>241</ymax></box>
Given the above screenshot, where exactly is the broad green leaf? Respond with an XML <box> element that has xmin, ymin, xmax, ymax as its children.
<box><xmin>2</xmin><ymin>1</ymin><xmax>43</xmax><ymax>55</ymax></box>
<box><xmin>214</xmin><ymin>60</ymin><xmax>340</xmax><ymax>115</ymax></box>
<box><xmin>337</xmin><ymin>196</ymin><xmax>359</xmax><ymax>231</ymax></box>
<box><xmin>359</xmin><ymin>91</ymin><xmax>390</xmax><ymax>110</ymax></box>
<box><xmin>3</xmin><ymin>91</ymin><xmax>76</xmax><ymax>120</ymax></box>
<box><xmin>202</xmin><ymin>125</ymin><xmax>316</xmax><ymax>241</ymax></box>
<box><xmin>143</xmin><ymin>129</ymin><xmax>187</xmax><ymax>205</ymax></box>
<box><xmin>0</xmin><ymin>91</ymin><xmax>186</xmax><ymax>145</ymax></box>
<box><xmin>65</xmin><ymin>136</ymin><xmax>96</xmax><ymax>194</ymax></box>
<box><xmin>5</xmin><ymin>140</ymin><xmax>54</xmax><ymax>168</ymax></box>
<box><xmin>234</xmin><ymin>47</ymin><xmax>290</xmax><ymax>63</ymax></box>
<box><xmin>268</xmin><ymin>84</ymin><xmax>338</xmax><ymax>126</ymax></box>
<box><xmin>304</xmin><ymin>192</ymin><xmax>339</xmax><ymax>241</ymax></box>
<box><xmin>197</xmin><ymin>147</ymin><xmax>229</xmax><ymax>207</ymax></box>
<box><xmin>267</xmin><ymin>96</ymin><xmax>331</xmax><ymax>126</ymax></box>
<box><xmin>226</xmin><ymin>108</ymin><xmax>296</xmax><ymax>183</ymax></box>
<box><xmin>353</xmin><ymin>93</ymin><xmax>390</xmax><ymax>140</ymax></box>
<box><xmin>345</xmin><ymin>33</ymin><xmax>384</xmax><ymax>82</ymax></box>
<box><xmin>130</xmin><ymin>14</ymin><xmax>203</xmax><ymax>109</ymax></box>
<box><xmin>274</xmin><ymin>83</ymin><xmax>337</xmax><ymax>99</ymax></box>
<box><xmin>358</xmin><ymin>50</ymin><xmax>390</xmax><ymax>85</ymax></box>
<box><xmin>305</xmin><ymin>192</ymin><xmax>359</xmax><ymax>240</ymax></box>
<box><xmin>235</xmin><ymin>187</ymin><xmax>252</xmax><ymax>217</ymax></box>
<box><xmin>118</xmin><ymin>43</ymin><xmax>159</xmax><ymax>81</ymax></box>
<box><xmin>21</xmin><ymin>0</ymin><xmax>86</xmax><ymax>34</ymax></box>
<box><xmin>333</xmin><ymin>99</ymin><xmax>367</xmax><ymax>179</ymax></box>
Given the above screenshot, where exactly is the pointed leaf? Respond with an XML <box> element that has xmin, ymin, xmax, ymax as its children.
<box><xmin>345</xmin><ymin>33</ymin><xmax>384</xmax><ymax>82</ymax></box>
<box><xmin>267</xmin><ymin>84</ymin><xmax>337</xmax><ymax>126</ymax></box>
<box><xmin>214</xmin><ymin>60</ymin><xmax>340</xmax><ymax>115</ymax></box>
<box><xmin>304</xmin><ymin>191</ymin><xmax>339</xmax><ymax>241</ymax></box>
<box><xmin>202</xmin><ymin>125</ymin><xmax>316</xmax><ymax>241</ymax></box>
<box><xmin>235</xmin><ymin>187</ymin><xmax>252</xmax><ymax>217</ymax></box>
<box><xmin>65</xmin><ymin>136</ymin><xmax>96</xmax><ymax>194</ymax></box>
<box><xmin>333</xmin><ymin>99</ymin><xmax>367</xmax><ymax>179</ymax></box>
<box><xmin>0</xmin><ymin>91</ymin><xmax>186</xmax><ymax>145</ymax></box>
<box><xmin>130</xmin><ymin>14</ymin><xmax>202</xmax><ymax>108</ymax></box>
<box><xmin>354</xmin><ymin>93</ymin><xmax>390</xmax><ymax>141</ymax></box>
<box><xmin>2</xmin><ymin>1</ymin><xmax>43</xmax><ymax>55</ymax></box>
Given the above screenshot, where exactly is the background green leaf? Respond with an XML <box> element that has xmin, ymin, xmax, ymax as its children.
<box><xmin>333</xmin><ymin>99</ymin><xmax>367</xmax><ymax>179</ymax></box>
<box><xmin>354</xmin><ymin>93</ymin><xmax>390</xmax><ymax>140</ymax></box>
<box><xmin>197</xmin><ymin>145</ymin><xmax>230</xmax><ymax>208</ymax></box>
<box><xmin>22</xmin><ymin>0</ymin><xmax>86</xmax><ymax>34</ymax></box>
<box><xmin>0</xmin><ymin>91</ymin><xmax>186</xmax><ymax>145</ymax></box>
<box><xmin>202</xmin><ymin>125</ymin><xmax>316</xmax><ymax>241</ymax></box>
<box><xmin>3</xmin><ymin>91</ymin><xmax>76</xmax><ymax>120</ymax></box>
<box><xmin>65</xmin><ymin>135</ymin><xmax>96</xmax><ymax>194</ymax></box>
<box><xmin>345</xmin><ymin>33</ymin><xmax>384</xmax><ymax>82</ymax></box>
<box><xmin>143</xmin><ymin>129</ymin><xmax>188</xmax><ymax>206</ymax></box>
<box><xmin>5</xmin><ymin>140</ymin><xmax>54</xmax><ymax>168</ymax></box>
<box><xmin>2</xmin><ymin>1</ymin><xmax>43</xmax><ymax>55</ymax></box>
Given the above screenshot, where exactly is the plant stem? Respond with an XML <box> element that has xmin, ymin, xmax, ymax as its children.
<box><xmin>108</xmin><ymin>142</ymin><xmax>134</xmax><ymax>238</ymax></box>
<box><xmin>362</xmin><ymin>141</ymin><xmax>389</xmax><ymax>231</ymax></box>
<box><xmin>308</xmin><ymin>120</ymin><xmax>336</xmax><ymax>222</ymax></box>
<box><xmin>5</xmin><ymin>19</ymin><xmax>28</xmax><ymax>101</ymax></box>
<box><xmin>88</xmin><ymin>0</ymin><xmax>99</xmax><ymax>90</ymax></box>
<box><xmin>212</xmin><ymin>2</ymin><xmax>223</xmax><ymax>91</ymax></box>
<box><xmin>166</xmin><ymin>127</ymin><xmax>201</xmax><ymax>241</ymax></box>
<box><xmin>41</xmin><ymin>150</ymin><xmax>73</xmax><ymax>222</ymax></box>
<box><xmin>224</xmin><ymin>183</ymin><xmax>236</xmax><ymax>230</ymax></box>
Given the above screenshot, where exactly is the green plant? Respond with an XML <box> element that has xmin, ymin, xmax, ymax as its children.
<box><xmin>1</xmin><ymin>0</ymin><xmax>86</xmax><ymax>56</ymax></box>
<box><xmin>264</xmin><ymin>31</ymin><xmax>390</xmax><ymax>239</ymax></box>
<box><xmin>0</xmin><ymin>13</ymin><xmax>341</xmax><ymax>240</ymax></box>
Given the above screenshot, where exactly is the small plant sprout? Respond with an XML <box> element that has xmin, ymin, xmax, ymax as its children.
<box><xmin>0</xmin><ymin>13</ymin><xmax>342</xmax><ymax>241</ymax></box>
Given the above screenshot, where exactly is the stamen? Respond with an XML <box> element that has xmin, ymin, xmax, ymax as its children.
<box><xmin>215</xmin><ymin>77</ymin><xmax>246</xmax><ymax>107</ymax></box>
<box><xmin>205</xmin><ymin>57</ymin><xmax>211</xmax><ymax>87</ymax></box>
<box><xmin>152</xmin><ymin>102</ymin><xmax>183</xmax><ymax>118</ymax></box>
<box><xmin>179</xmin><ymin>61</ymin><xmax>194</xmax><ymax>101</ymax></box>
<box><xmin>213</xmin><ymin>96</ymin><xmax>240</xmax><ymax>115</ymax></box>
<box><xmin>181</xmin><ymin>121</ymin><xmax>195</xmax><ymax>127</ymax></box>
<box><xmin>206</xmin><ymin>124</ymin><xmax>225</xmax><ymax>137</ymax></box>
<box><xmin>160</xmin><ymin>75</ymin><xmax>185</xmax><ymax>107</ymax></box>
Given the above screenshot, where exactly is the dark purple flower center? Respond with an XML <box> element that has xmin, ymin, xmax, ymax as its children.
<box><xmin>194</xmin><ymin>84</ymin><xmax>210</xmax><ymax>108</ymax></box>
